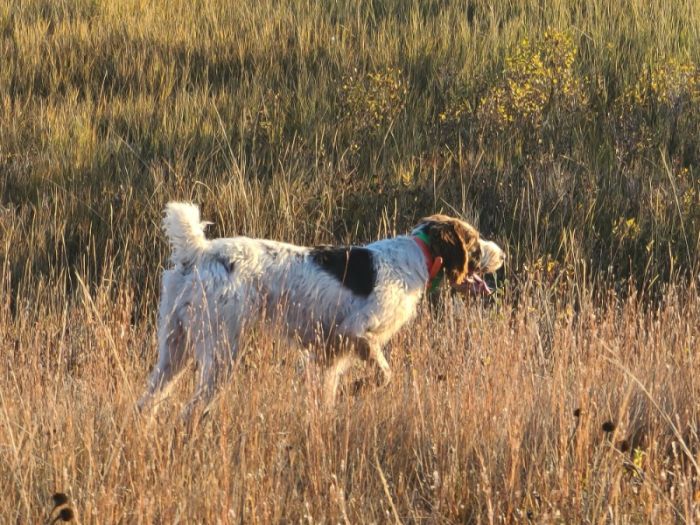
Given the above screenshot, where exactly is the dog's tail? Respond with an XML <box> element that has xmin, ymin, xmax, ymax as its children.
<box><xmin>163</xmin><ymin>202</ymin><xmax>210</xmax><ymax>266</ymax></box>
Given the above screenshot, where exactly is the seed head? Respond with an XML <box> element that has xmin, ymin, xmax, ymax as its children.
<box><xmin>58</xmin><ymin>507</ymin><xmax>75</xmax><ymax>522</ymax></box>
<box><xmin>602</xmin><ymin>420</ymin><xmax>616</xmax><ymax>433</ymax></box>
<box><xmin>52</xmin><ymin>507</ymin><xmax>75</xmax><ymax>523</ymax></box>
<box><xmin>52</xmin><ymin>493</ymin><xmax>69</xmax><ymax>507</ymax></box>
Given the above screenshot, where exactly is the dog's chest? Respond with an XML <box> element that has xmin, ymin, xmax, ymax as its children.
<box><xmin>367</xmin><ymin>284</ymin><xmax>422</xmax><ymax>342</ymax></box>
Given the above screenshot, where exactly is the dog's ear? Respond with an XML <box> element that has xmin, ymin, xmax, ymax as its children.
<box><xmin>418</xmin><ymin>214</ymin><xmax>452</xmax><ymax>225</ymax></box>
<box><xmin>421</xmin><ymin>217</ymin><xmax>479</xmax><ymax>285</ymax></box>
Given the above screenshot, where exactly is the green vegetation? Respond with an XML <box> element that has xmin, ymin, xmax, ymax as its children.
<box><xmin>1</xmin><ymin>0</ymin><xmax>699</xmax><ymax>522</ymax></box>
<box><xmin>2</xmin><ymin>0</ymin><xmax>699</xmax><ymax>298</ymax></box>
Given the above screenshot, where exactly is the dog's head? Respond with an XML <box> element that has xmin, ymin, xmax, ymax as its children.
<box><xmin>416</xmin><ymin>214</ymin><xmax>505</xmax><ymax>293</ymax></box>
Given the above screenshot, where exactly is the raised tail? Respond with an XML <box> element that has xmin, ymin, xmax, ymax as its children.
<box><xmin>163</xmin><ymin>202</ymin><xmax>210</xmax><ymax>266</ymax></box>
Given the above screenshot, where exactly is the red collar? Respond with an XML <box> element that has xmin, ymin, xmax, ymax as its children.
<box><xmin>412</xmin><ymin>234</ymin><xmax>444</xmax><ymax>288</ymax></box>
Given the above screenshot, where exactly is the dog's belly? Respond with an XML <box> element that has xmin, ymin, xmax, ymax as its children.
<box><xmin>259</xmin><ymin>282</ymin><xmax>357</xmax><ymax>341</ymax></box>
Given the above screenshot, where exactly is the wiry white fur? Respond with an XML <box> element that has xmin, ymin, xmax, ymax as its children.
<box><xmin>139</xmin><ymin>202</ymin><xmax>504</xmax><ymax>413</ymax></box>
<box><xmin>163</xmin><ymin>202</ymin><xmax>210</xmax><ymax>266</ymax></box>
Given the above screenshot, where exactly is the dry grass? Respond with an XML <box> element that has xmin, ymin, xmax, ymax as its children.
<box><xmin>2</xmin><ymin>0</ymin><xmax>700</xmax><ymax>522</ymax></box>
<box><xmin>2</xmin><ymin>265</ymin><xmax>699</xmax><ymax>522</ymax></box>
<box><xmin>2</xmin><ymin>0</ymin><xmax>699</xmax><ymax>289</ymax></box>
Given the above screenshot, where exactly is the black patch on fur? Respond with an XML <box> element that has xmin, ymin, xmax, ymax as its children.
<box><xmin>310</xmin><ymin>246</ymin><xmax>376</xmax><ymax>297</ymax></box>
<box><xmin>214</xmin><ymin>254</ymin><xmax>235</xmax><ymax>273</ymax></box>
<box><xmin>260</xmin><ymin>243</ymin><xmax>279</xmax><ymax>261</ymax></box>
<box><xmin>180</xmin><ymin>261</ymin><xmax>193</xmax><ymax>275</ymax></box>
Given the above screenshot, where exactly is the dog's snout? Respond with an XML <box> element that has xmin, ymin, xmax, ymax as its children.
<box><xmin>477</xmin><ymin>239</ymin><xmax>505</xmax><ymax>274</ymax></box>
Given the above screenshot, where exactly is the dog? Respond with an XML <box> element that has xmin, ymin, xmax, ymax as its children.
<box><xmin>138</xmin><ymin>203</ymin><xmax>505</xmax><ymax>413</ymax></box>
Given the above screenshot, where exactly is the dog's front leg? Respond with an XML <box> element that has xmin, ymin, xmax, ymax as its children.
<box><xmin>323</xmin><ymin>352</ymin><xmax>358</xmax><ymax>408</ymax></box>
<box><xmin>367</xmin><ymin>341</ymin><xmax>392</xmax><ymax>388</ymax></box>
<box><xmin>354</xmin><ymin>337</ymin><xmax>392</xmax><ymax>389</ymax></box>
<box><xmin>322</xmin><ymin>336</ymin><xmax>392</xmax><ymax>407</ymax></box>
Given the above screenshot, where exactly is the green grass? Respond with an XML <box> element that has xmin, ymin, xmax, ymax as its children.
<box><xmin>1</xmin><ymin>0</ymin><xmax>700</xmax><ymax>522</ymax></box>
<box><xmin>2</xmin><ymin>0</ymin><xmax>699</xmax><ymax>294</ymax></box>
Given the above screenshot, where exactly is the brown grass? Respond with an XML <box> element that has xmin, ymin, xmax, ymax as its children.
<box><xmin>2</xmin><ymin>255</ymin><xmax>699</xmax><ymax>522</ymax></box>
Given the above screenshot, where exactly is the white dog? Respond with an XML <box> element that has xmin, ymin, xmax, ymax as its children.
<box><xmin>138</xmin><ymin>203</ymin><xmax>504</xmax><ymax>412</ymax></box>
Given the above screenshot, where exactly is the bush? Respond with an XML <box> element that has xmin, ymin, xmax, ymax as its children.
<box><xmin>613</xmin><ymin>59</ymin><xmax>700</xmax><ymax>166</ymax></box>
<box><xmin>339</xmin><ymin>67</ymin><xmax>408</xmax><ymax>154</ymax></box>
<box><xmin>477</xmin><ymin>30</ymin><xmax>588</xmax><ymax>152</ymax></box>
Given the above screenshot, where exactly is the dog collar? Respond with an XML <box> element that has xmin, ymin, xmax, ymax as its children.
<box><xmin>412</xmin><ymin>231</ymin><xmax>444</xmax><ymax>293</ymax></box>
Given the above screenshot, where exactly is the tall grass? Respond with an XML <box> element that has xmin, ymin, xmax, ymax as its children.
<box><xmin>1</xmin><ymin>0</ymin><xmax>699</xmax><ymax>522</ymax></box>
<box><xmin>2</xmin><ymin>263</ymin><xmax>699</xmax><ymax>522</ymax></box>
<box><xmin>2</xmin><ymin>0</ymin><xmax>699</xmax><ymax>294</ymax></box>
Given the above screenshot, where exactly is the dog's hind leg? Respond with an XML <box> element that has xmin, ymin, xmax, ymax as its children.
<box><xmin>182</xmin><ymin>321</ymin><xmax>240</xmax><ymax>419</ymax></box>
<box><xmin>139</xmin><ymin>269</ymin><xmax>194</xmax><ymax>413</ymax></box>
<box><xmin>138</xmin><ymin>316</ymin><xmax>189</xmax><ymax>412</ymax></box>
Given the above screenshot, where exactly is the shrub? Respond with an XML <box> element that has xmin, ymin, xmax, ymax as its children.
<box><xmin>339</xmin><ymin>67</ymin><xmax>408</xmax><ymax>154</ymax></box>
<box><xmin>477</xmin><ymin>30</ymin><xmax>588</xmax><ymax>148</ymax></box>
<box><xmin>613</xmin><ymin>59</ymin><xmax>700</xmax><ymax>166</ymax></box>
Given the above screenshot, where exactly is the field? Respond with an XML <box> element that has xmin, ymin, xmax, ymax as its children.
<box><xmin>1</xmin><ymin>0</ymin><xmax>700</xmax><ymax>522</ymax></box>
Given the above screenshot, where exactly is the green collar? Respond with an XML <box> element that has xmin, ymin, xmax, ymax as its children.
<box><xmin>413</xmin><ymin>230</ymin><xmax>431</xmax><ymax>245</ymax></box>
<box><xmin>428</xmin><ymin>267</ymin><xmax>445</xmax><ymax>294</ymax></box>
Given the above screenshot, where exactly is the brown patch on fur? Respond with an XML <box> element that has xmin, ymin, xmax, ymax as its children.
<box><xmin>419</xmin><ymin>214</ymin><xmax>479</xmax><ymax>285</ymax></box>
